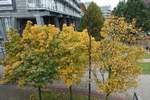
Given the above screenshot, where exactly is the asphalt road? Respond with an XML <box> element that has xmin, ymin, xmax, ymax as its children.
<box><xmin>0</xmin><ymin>85</ymin><xmax>36</xmax><ymax>100</ymax></box>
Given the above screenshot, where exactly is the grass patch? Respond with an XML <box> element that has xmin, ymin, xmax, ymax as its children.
<box><xmin>31</xmin><ymin>91</ymin><xmax>99</xmax><ymax>100</ymax></box>
<box><xmin>144</xmin><ymin>53</ymin><xmax>150</xmax><ymax>59</ymax></box>
<box><xmin>141</xmin><ymin>62</ymin><xmax>150</xmax><ymax>74</ymax></box>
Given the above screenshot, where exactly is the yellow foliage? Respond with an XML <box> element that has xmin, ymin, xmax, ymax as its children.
<box><xmin>95</xmin><ymin>39</ymin><xmax>145</xmax><ymax>94</ymax></box>
<box><xmin>100</xmin><ymin>16</ymin><xmax>144</xmax><ymax>44</ymax></box>
<box><xmin>53</xmin><ymin>25</ymin><xmax>91</xmax><ymax>87</ymax></box>
<box><xmin>3</xmin><ymin>21</ymin><xmax>59</xmax><ymax>86</ymax></box>
<box><xmin>58</xmin><ymin>66</ymin><xmax>84</xmax><ymax>87</ymax></box>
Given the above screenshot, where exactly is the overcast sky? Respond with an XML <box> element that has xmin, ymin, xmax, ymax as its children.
<box><xmin>81</xmin><ymin>0</ymin><xmax>120</xmax><ymax>10</ymax></box>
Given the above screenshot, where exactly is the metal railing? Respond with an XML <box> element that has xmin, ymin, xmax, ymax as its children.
<box><xmin>26</xmin><ymin>0</ymin><xmax>81</xmax><ymax>18</ymax></box>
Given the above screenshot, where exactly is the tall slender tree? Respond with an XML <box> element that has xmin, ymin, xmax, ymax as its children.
<box><xmin>81</xmin><ymin>2</ymin><xmax>104</xmax><ymax>41</ymax></box>
<box><xmin>81</xmin><ymin>2</ymin><xmax>104</xmax><ymax>100</ymax></box>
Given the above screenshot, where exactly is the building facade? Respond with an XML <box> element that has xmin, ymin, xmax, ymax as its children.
<box><xmin>0</xmin><ymin>0</ymin><xmax>81</xmax><ymax>40</ymax></box>
<box><xmin>84</xmin><ymin>2</ymin><xmax>111</xmax><ymax>18</ymax></box>
<box><xmin>101</xmin><ymin>5</ymin><xmax>111</xmax><ymax>18</ymax></box>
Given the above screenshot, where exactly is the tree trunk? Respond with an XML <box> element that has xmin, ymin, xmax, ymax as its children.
<box><xmin>88</xmin><ymin>33</ymin><xmax>92</xmax><ymax>100</ymax></box>
<box><xmin>38</xmin><ymin>86</ymin><xmax>42</xmax><ymax>100</ymax></box>
<box><xmin>108</xmin><ymin>66</ymin><xmax>112</xmax><ymax>79</ymax></box>
<box><xmin>101</xmin><ymin>72</ymin><xmax>105</xmax><ymax>83</ymax></box>
<box><xmin>105</xmin><ymin>93</ymin><xmax>110</xmax><ymax>100</ymax></box>
<box><xmin>133</xmin><ymin>92</ymin><xmax>138</xmax><ymax>100</ymax></box>
<box><xmin>69</xmin><ymin>86</ymin><xmax>73</xmax><ymax>100</ymax></box>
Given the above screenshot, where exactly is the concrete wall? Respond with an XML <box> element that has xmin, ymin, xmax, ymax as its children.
<box><xmin>0</xmin><ymin>0</ymin><xmax>81</xmax><ymax>41</ymax></box>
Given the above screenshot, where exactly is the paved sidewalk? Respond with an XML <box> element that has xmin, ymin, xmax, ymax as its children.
<box><xmin>0</xmin><ymin>85</ymin><xmax>36</xmax><ymax>100</ymax></box>
<box><xmin>136</xmin><ymin>75</ymin><xmax>150</xmax><ymax>100</ymax></box>
<box><xmin>143</xmin><ymin>58</ymin><xmax>150</xmax><ymax>63</ymax></box>
<box><xmin>0</xmin><ymin>84</ymin><xmax>132</xmax><ymax>100</ymax></box>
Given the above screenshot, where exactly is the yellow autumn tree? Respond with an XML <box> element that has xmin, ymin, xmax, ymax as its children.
<box><xmin>52</xmin><ymin>25</ymin><xmax>99</xmax><ymax>100</ymax></box>
<box><xmin>51</xmin><ymin>25</ymin><xmax>88</xmax><ymax>100</ymax></box>
<box><xmin>93</xmin><ymin>39</ymin><xmax>144</xmax><ymax>100</ymax></box>
<box><xmin>2</xmin><ymin>21</ymin><xmax>59</xmax><ymax>100</ymax></box>
<box><xmin>100</xmin><ymin>16</ymin><xmax>144</xmax><ymax>44</ymax></box>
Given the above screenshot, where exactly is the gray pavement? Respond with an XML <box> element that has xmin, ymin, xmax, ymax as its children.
<box><xmin>0</xmin><ymin>65</ymin><xmax>3</xmax><ymax>78</ymax></box>
<box><xmin>0</xmin><ymin>85</ymin><xmax>36</xmax><ymax>100</ymax></box>
<box><xmin>136</xmin><ymin>75</ymin><xmax>150</xmax><ymax>100</ymax></box>
<box><xmin>1</xmin><ymin>75</ymin><xmax>149</xmax><ymax>100</ymax></box>
<box><xmin>0</xmin><ymin>66</ymin><xmax>150</xmax><ymax>100</ymax></box>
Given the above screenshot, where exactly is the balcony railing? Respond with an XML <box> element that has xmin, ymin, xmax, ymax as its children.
<box><xmin>26</xmin><ymin>0</ymin><xmax>81</xmax><ymax>17</ymax></box>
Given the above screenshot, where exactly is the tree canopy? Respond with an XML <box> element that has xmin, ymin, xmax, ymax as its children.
<box><xmin>52</xmin><ymin>25</ymin><xmax>99</xmax><ymax>87</ymax></box>
<box><xmin>52</xmin><ymin>25</ymin><xmax>89</xmax><ymax>87</ymax></box>
<box><xmin>81</xmin><ymin>2</ymin><xmax>104</xmax><ymax>41</ymax></box>
<box><xmin>100</xmin><ymin>16</ymin><xmax>144</xmax><ymax>44</ymax></box>
<box><xmin>94</xmin><ymin>39</ymin><xmax>144</xmax><ymax>100</ymax></box>
<box><xmin>2</xmin><ymin>22</ymin><xmax>59</xmax><ymax>87</ymax></box>
<box><xmin>112</xmin><ymin>0</ymin><xmax>150</xmax><ymax>32</ymax></box>
<box><xmin>94</xmin><ymin>16</ymin><xmax>145</xmax><ymax>100</ymax></box>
